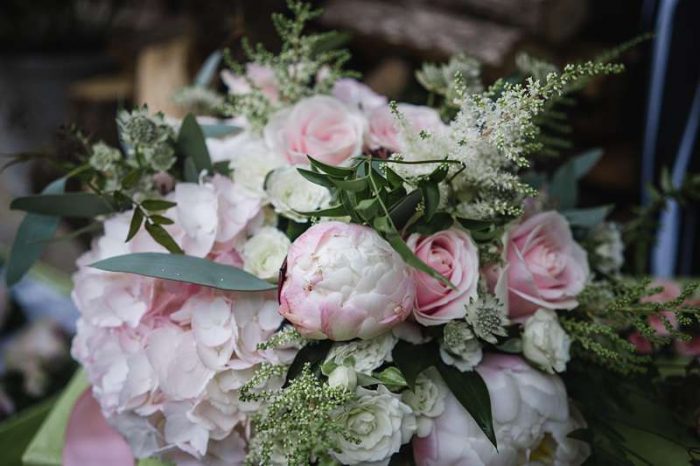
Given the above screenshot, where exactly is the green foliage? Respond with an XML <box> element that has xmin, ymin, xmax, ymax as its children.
<box><xmin>242</xmin><ymin>365</ymin><xmax>354</xmax><ymax>466</ymax></box>
<box><xmin>222</xmin><ymin>0</ymin><xmax>356</xmax><ymax>130</ymax></box>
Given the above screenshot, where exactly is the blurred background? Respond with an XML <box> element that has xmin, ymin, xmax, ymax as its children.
<box><xmin>0</xmin><ymin>0</ymin><xmax>698</xmax><ymax>417</ymax></box>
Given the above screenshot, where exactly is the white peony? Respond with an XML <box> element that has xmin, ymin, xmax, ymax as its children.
<box><xmin>522</xmin><ymin>309</ymin><xmax>571</xmax><ymax>374</ymax></box>
<box><xmin>242</xmin><ymin>227</ymin><xmax>291</xmax><ymax>281</ymax></box>
<box><xmin>265</xmin><ymin>166</ymin><xmax>332</xmax><ymax>222</ymax></box>
<box><xmin>401</xmin><ymin>368</ymin><xmax>447</xmax><ymax>437</ymax></box>
<box><xmin>333</xmin><ymin>385</ymin><xmax>417</xmax><ymax>465</ymax></box>
<box><xmin>325</xmin><ymin>333</ymin><xmax>397</xmax><ymax>375</ymax></box>
<box><xmin>439</xmin><ymin>321</ymin><xmax>483</xmax><ymax>372</ymax></box>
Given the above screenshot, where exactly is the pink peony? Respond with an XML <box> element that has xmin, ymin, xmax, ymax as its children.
<box><xmin>366</xmin><ymin>103</ymin><xmax>445</xmax><ymax>153</ymax></box>
<box><xmin>413</xmin><ymin>354</ymin><xmax>589</xmax><ymax>466</ymax></box>
<box><xmin>279</xmin><ymin>221</ymin><xmax>416</xmax><ymax>340</ymax></box>
<box><xmin>264</xmin><ymin>95</ymin><xmax>366</xmax><ymax>166</ymax></box>
<box><xmin>332</xmin><ymin>78</ymin><xmax>387</xmax><ymax>112</ymax></box>
<box><xmin>406</xmin><ymin>228</ymin><xmax>479</xmax><ymax>326</ymax></box>
<box><xmin>493</xmin><ymin>211</ymin><xmax>589</xmax><ymax>319</ymax></box>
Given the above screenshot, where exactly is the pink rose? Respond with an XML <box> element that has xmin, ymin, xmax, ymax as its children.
<box><xmin>675</xmin><ymin>336</ymin><xmax>700</xmax><ymax>357</ymax></box>
<box><xmin>332</xmin><ymin>78</ymin><xmax>387</xmax><ymax>112</ymax></box>
<box><xmin>221</xmin><ymin>63</ymin><xmax>279</xmax><ymax>102</ymax></box>
<box><xmin>407</xmin><ymin>228</ymin><xmax>479</xmax><ymax>325</ymax></box>
<box><xmin>264</xmin><ymin>95</ymin><xmax>366</xmax><ymax>166</ymax></box>
<box><xmin>627</xmin><ymin>331</ymin><xmax>653</xmax><ymax>354</ymax></box>
<box><xmin>495</xmin><ymin>211</ymin><xmax>589</xmax><ymax>319</ymax></box>
<box><xmin>279</xmin><ymin>222</ymin><xmax>416</xmax><ymax>340</ymax></box>
<box><xmin>366</xmin><ymin>104</ymin><xmax>445</xmax><ymax>153</ymax></box>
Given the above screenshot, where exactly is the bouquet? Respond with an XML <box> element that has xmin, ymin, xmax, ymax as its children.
<box><xmin>5</xmin><ymin>2</ymin><xmax>700</xmax><ymax>465</ymax></box>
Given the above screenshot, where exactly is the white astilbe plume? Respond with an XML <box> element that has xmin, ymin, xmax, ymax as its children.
<box><xmin>394</xmin><ymin>61</ymin><xmax>624</xmax><ymax>220</ymax></box>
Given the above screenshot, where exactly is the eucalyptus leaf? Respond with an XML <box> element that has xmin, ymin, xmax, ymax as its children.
<box><xmin>201</xmin><ymin>123</ymin><xmax>242</xmax><ymax>139</ymax></box>
<box><xmin>183</xmin><ymin>157</ymin><xmax>198</xmax><ymax>182</ymax></box>
<box><xmin>177</xmin><ymin>114</ymin><xmax>213</xmax><ymax>174</ymax></box>
<box><xmin>5</xmin><ymin>178</ymin><xmax>65</xmax><ymax>286</ymax></box>
<box><xmin>570</xmin><ymin>148</ymin><xmax>603</xmax><ymax>178</ymax></box>
<box><xmin>562</xmin><ymin>205</ymin><xmax>612</xmax><ymax>228</ymax></box>
<box><xmin>11</xmin><ymin>193</ymin><xmax>115</xmax><ymax>218</ymax></box>
<box><xmin>550</xmin><ymin>159</ymin><xmax>577</xmax><ymax>209</ymax></box>
<box><xmin>90</xmin><ymin>252</ymin><xmax>276</xmax><ymax>292</ymax></box>
<box><xmin>437</xmin><ymin>362</ymin><xmax>497</xmax><ymax>448</ymax></box>
<box><xmin>194</xmin><ymin>50</ymin><xmax>222</xmax><ymax>87</ymax></box>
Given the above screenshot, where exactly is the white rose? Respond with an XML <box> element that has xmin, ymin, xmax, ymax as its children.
<box><xmin>522</xmin><ymin>309</ymin><xmax>571</xmax><ymax>374</ymax></box>
<box><xmin>439</xmin><ymin>321</ymin><xmax>483</xmax><ymax>372</ymax></box>
<box><xmin>401</xmin><ymin>368</ymin><xmax>447</xmax><ymax>437</ymax></box>
<box><xmin>333</xmin><ymin>386</ymin><xmax>416</xmax><ymax>465</ymax></box>
<box><xmin>265</xmin><ymin>166</ymin><xmax>332</xmax><ymax>222</ymax></box>
<box><xmin>325</xmin><ymin>333</ymin><xmax>397</xmax><ymax>375</ymax></box>
<box><xmin>242</xmin><ymin>227</ymin><xmax>291</xmax><ymax>281</ymax></box>
<box><xmin>328</xmin><ymin>366</ymin><xmax>357</xmax><ymax>391</ymax></box>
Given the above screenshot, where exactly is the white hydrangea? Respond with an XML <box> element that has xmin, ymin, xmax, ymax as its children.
<box><xmin>401</xmin><ymin>368</ymin><xmax>447</xmax><ymax>437</ymax></box>
<box><xmin>439</xmin><ymin>321</ymin><xmax>483</xmax><ymax>372</ymax></box>
<box><xmin>242</xmin><ymin>227</ymin><xmax>291</xmax><ymax>281</ymax></box>
<box><xmin>333</xmin><ymin>386</ymin><xmax>416</xmax><ymax>465</ymax></box>
<box><xmin>324</xmin><ymin>333</ymin><xmax>397</xmax><ymax>375</ymax></box>
<box><xmin>265</xmin><ymin>166</ymin><xmax>332</xmax><ymax>222</ymax></box>
<box><xmin>522</xmin><ymin>309</ymin><xmax>571</xmax><ymax>374</ymax></box>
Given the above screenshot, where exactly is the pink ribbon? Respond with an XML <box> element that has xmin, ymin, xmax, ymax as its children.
<box><xmin>62</xmin><ymin>389</ymin><xmax>135</xmax><ymax>466</ymax></box>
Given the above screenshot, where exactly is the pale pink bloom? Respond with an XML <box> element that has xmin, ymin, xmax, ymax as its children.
<box><xmin>332</xmin><ymin>78</ymin><xmax>387</xmax><ymax>112</ymax></box>
<box><xmin>366</xmin><ymin>103</ymin><xmax>445</xmax><ymax>153</ymax></box>
<box><xmin>414</xmin><ymin>354</ymin><xmax>588</xmax><ymax>466</ymax></box>
<box><xmin>407</xmin><ymin>228</ymin><xmax>479</xmax><ymax>326</ymax></box>
<box><xmin>171</xmin><ymin>182</ymin><xmax>219</xmax><ymax>257</ymax></box>
<box><xmin>493</xmin><ymin>211</ymin><xmax>589</xmax><ymax>320</ymax></box>
<box><xmin>279</xmin><ymin>221</ymin><xmax>416</xmax><ymax>340</ymax></box>
<box><xmin>264</xmin><ymin>95</ymin><xmax>366</xmax><ymax>166</ymax></box>
<box><xmin>221</xmin><ymin>63</ymin><xmax>279</xmax><ymax>102</ymax></box>
<box><xmin>211</xmin><ymin>174</ymin><xmax>264</xmax><ymax>251</ymax></box>
<box><xmin>675</xmin><ymin>336</ymin><xmax>700</xmax><ymax>357</ymax></box>
<box><xmin>627</xmin><ymin>331</ymin><xmax>653</xmax><ymax>354</ymax></box>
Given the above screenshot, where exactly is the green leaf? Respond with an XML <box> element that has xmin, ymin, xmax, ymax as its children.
<box><xmin>11</xmin><ymin>193</ymin><xmax>115</xmax><ymax>218</ymax></box>
<box><xmin>571</xmin><ymin>148</ymin><xmax>603</xmax><ymax>178</ymax></box>
<box><xmin>126</xmin><ymin>208</ymin><xmax>144</xmax><ymax>242</ymax></box>
<box><xmin>355</xmin><ymin>198</ymin><xmax>379</xmax><ymax>219</ymax></box>
<box><xmin>144</xmin><ymin>222</ymin><xmax>184</xmax><ymax>254</ymax></box>
<box><xmin>149</xmin><ymin>214</ymin><xmax>175</xmax><ymax>225</ymax></box>
<box><xmin>297</xmin><ymin>168</ymin><xmax>335</xmax><ymax>189</ymax></box>
<box><xmin>201</xmin><ymin>123</ymin><xmax>242</xmax><ymax>139</ymax></box>
<box><xmin>307</xmin><ymin>155</ymin><xmax>355</xmax><ymax>177</ymax></box>
<box><xmin>437</xmin><ymin>362</ymin><xmax>497</xmax><ymax>448</ymax></box>
<box><xmin>183</xmin><ymin>157</ymin><xmax>198</xmax><ymax>182</ymax></box>
<box><xmin>194</xmin><ymin>50</ymin><xmax>222</xmax><ymax>87</ymax></box>
<box><xmin>141</xmin><ymin>199</ymin><xmax>177</xmax><ymax>211</ymax></box>
<box><xmin>121</xmin><ymin>168</ymin><xmax>142</xmax><ymax>190</ymax></box>
<box><xmin>295</xmin><ymin>205</ymin><xmax>348</xmax><ymax>218</ymax></box>
<box><xmin>410</xmin><ymin>212</ymin><xmax>454</xmax><ymax>236</ymax></box>
<box><xmin>420</xmin><ymin>182</ymin><xmax>440</xmax><ymax>221</ymax></box>
<box><xmin>138</xmin><ymin>459</ymin><xmax>174</xmax><ymax>466</ymax></box>
<box><xmin>6</xmin><ymin>178</ymin><xmax>66</xmax><ymax>286</ymax></box>
<box><xmin>0</xmin><ymin>398</ymin><xmax>54</xmax><ymax>466</ymax></box>
<box><xmin>562</xmin><ymin>205</ymin><xmax>612</xmax><ymax>228</ymax></box>
<box><xmin>177</xmin><ymin>114</ymin><xmax>213</xmax><ymax>175</ymax></box>
<box><xmin>384</xmin><ymin>167</ymin><xmax>405</xmax><ymax>189</ymax></box>
<box><xmin>429</xmin><ymin>164</ymin><xmax>449</xmax><ymax>183</ymax></box>
<box><xmin>212</xmin><ymin>160</ymin><xmax>233</xmax><ymax>176</ymax></box>
<box><xmin>331</xmin><ymin>176</ymin><xmax>369</xmax><ymax>192</ymax></box>
<box><xmin>22</xmin><ymin>370</ymin><xmax>90</xmax><ymax>466</ymax></box>
<box><xmin>90</xmin><ymin>252</ymin><xmax>276</xmax><ymax>292</ymax></box>
<box><xmin>375</xmin><ymin>367</ymin><xmax>407</xmax><ymax>389</ymax></box>
<box><xmin>392</xmin><ymin>341</ymin><xmax>438</xmax><ymax>389</ymax></box>
<box><xmin>550</xmin><ymin>159</ymin><xmax>577</xmax><ymax>209</ymax></box>
<box><xmin>389</xmin><ymin>189</ymin><xmax>421</xmax><ymax>229</ymax></box>
<box><xmin>284</xmin><ymin>340</ymin><xmax>334</xmax><ymax>387</ymax></box>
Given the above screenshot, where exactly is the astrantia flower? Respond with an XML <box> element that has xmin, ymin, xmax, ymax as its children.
<box><xmin>265</xmin><ymin>166</ymin><xmax>332</xmax><ymax>222</ymax></box>
<box><xmin>333</xmin><ymin>386</ymin><xmax>416</xmax><ymax>465</ymax></box>
<box><xmin>522</xmin><ymin>308</ymin><xmax>571</xmax><ymax>374</ymax></box>
<box><xmin>465</xmin><ymin>293</ymin><xmax>509</xmax><ymax>344</ymax></box>
<box><xmin>279</xmin><ymin>221</ymin><xmax>416</xmax><ymax>340</ymax></box>
<box><xmin>439</xmin><ymin>321</ymin><xmax>483</xmax><ymax>372</ymax></box>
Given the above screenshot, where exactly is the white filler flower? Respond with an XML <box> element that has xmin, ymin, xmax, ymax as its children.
<box><xmin>401</xmin><ymin>368</ymin><xmax>447</xmax><ymax>437</ymax></box>
<box><xmin>522</xmin><ymin>308</ymin><xmax>571</xmax><ymax>373</ymax></box>
<box><xmin>242</xmin><ymin>227</ymin><xmax>291</xmax><ymax>281</ymax></box>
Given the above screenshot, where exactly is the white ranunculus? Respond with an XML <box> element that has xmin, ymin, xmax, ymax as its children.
<box><xmin>325</xmin><ymin>333</ymin><xmax>397</xmax><ymax>375</ymax></box>
<box><xmin>242</xmin><ymin>227</ymin><xmax>291</xmax><ymax>281</ymax></box>
<box><xmin>522</xmin><ymin>309</ymin><xmax>571</xmax><ymax>374</ymax></box>
<box><xmin>333</xmin><ymin>386</ymin><xmax>417</xmax><ymax>465</ymax></box>
<box><xmin>328</xmin><ymin>366</ymin><xmax>357</xmax><ymax>391</ymax></box>
<box><xmin>439</xmin><ymin>321</ymin><xmax>483</xmax><ymax>372</ymax></box>
<box><xmin>265</xmin><ymin>166</ymin><xmax>332</xmax><ymax>222</ymax></box>
<box><xmin>401</xmin><ymin>368</ymin><xmax>447</xmax><ymax>437</ymax></box>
